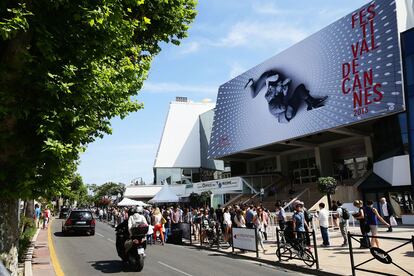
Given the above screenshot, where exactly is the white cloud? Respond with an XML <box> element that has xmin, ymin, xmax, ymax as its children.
<box><xmin>229</xmin><ymin>62</ymin><xmax>246</xmax><ymax>79</ymax></box>
<box><xmin>212</xmin><ymin>21</ymin><xmax>307</xmax><ymax>49</ymax></box>
<box><xmin>179</xmin><ymin>41</ymin><xmax>200</xmax><ymax>55</ymax></box>
<box><xmin>142</xmin><ymin>82</ymin><xmax>218</xmax><ymax>95</ymax></box>
<box><xmin>252</xmin><ymin>1</ymin><xmax>283</xmax><ymax>15</ymax></box>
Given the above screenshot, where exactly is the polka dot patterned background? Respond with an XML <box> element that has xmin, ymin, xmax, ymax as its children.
<box><xmin>208</xmin><ymin>0</ymin><xmax>403</xmax><ymax>159</ymax></box>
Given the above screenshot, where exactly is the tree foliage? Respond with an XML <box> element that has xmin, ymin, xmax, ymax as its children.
<box><xmin>188</xmin><ymin>191</ymin><xmax>211</xmax><ymax>208</ymax></box>
<box><xmin>61</xmin><ymin>174</ymin><xmax>90</xmax><ymax>206</ymax></box>
<box><xmin>92</xmin><ymin>182</ymin><xmax>125</xmax><ymax>199</ymax></box>
<box><xmin>318</xmin><ymin>177</ymin><xmax>337</xmax><ymax>195</ymax></box>
<box><xmin>0</xmin><ymin>0</ymin><xmax>197</xmax><ymax>199</ymax></box>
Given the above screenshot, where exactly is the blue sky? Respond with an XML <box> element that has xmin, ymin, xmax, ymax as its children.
<box><xmin>77</xmin><ymin>0</ymin><xmax>367</xmax><ymax>185</ymax></box>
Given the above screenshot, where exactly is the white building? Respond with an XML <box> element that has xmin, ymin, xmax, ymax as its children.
<box><xmin>153</xmin><ymin>97</ymin><xmax>224</xmax><ymax>185</ymax></box>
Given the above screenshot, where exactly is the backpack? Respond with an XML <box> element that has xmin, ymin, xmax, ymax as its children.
<box><xmin>341</xmin><ymin>207</ymin><xmax>350</xmax><ymax>220</ymax></box>
<box><xmin>304</xmin><ymin>209</ymin><xmax>313</xmax><ymax>223</ymax></box>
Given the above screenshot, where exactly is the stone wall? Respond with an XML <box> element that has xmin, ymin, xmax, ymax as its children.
<box><xmin>0</xmin><ymin>199</ymin><xmax>20</xmax><ymax>276</ymax></box>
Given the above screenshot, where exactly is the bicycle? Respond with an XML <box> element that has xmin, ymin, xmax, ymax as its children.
<box><xmin>276</xmin><ymin>233</ymin><xmax>316</xmax><ymax>267</ymax></box>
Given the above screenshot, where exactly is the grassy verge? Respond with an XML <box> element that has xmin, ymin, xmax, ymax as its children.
<box><xmin>18</xmin><ymin>217</ymin><xmax>37</xmax><ymax>262</ymax></box>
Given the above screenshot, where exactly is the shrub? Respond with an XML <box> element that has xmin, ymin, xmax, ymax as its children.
<box><xmin>18</xmin><ymin>218</ymin><xmax>37</xmax><ymax>262</ymax></box>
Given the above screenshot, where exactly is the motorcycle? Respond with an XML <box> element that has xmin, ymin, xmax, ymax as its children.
<box><xmin>116</xmin><ymin>224</ymin><xmax>148</xmax><ymax>272</ymax></box>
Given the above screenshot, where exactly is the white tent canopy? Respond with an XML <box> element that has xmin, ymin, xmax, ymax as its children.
<box><xmin>117</xmin><ymin>197</ymin><xmax>149</xmax><ymax>207</ymax></box>
<box><xmin>148</xmin><ymin>185</ymin><xmax>180</xmax><ymax>204</ymax></box>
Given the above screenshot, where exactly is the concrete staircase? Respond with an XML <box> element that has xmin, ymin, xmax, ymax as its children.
<box><xmin>224</xmin><ymin>174</ymin><xmax>326</xmax><ymax>212</ymax></box>
<box><xmin>244</xmin><ymin>181</ymin><xmax>325</xmax><ymax>211</ymax></box>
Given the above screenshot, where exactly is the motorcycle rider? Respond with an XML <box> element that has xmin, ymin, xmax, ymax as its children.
<box><xmin>123</xmin><ymin>206</ymin><xmax>148</xmax><ymax>255</ymax></box>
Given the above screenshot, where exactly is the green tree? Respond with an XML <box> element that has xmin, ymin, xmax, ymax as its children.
<box><xmin>93</xmin><ymin>182</ymin><xmax>125</xmax><ymax>203</ymax></box>
<box><xmin>0</xmin><ymin>0</ymin><xmax>196</xmax><ymax>272</ymax></box>
<box><xmin>318</xmin><ymin>176</ymin><xmax>337</xmax><ymax>209</ymax></box>
<box><xmin>61</xmin><ymin>174</ymin><xmax>90</xmax><ymax>206</ymax></box>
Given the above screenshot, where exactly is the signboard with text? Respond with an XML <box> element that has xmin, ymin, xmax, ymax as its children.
<box><xmin>232</xmin><ymin>227</ymin><xmax>257</xmax><ymax>252</ymax></box>
<box><xmin>209</xmin><ymin>0</ymin><xmax>403</xmax><ymax>159</ymax></box>
<box><xmin>192</xmin><ymin>177</ymin><xmax>243</xmax><ymax>194</ymax></box>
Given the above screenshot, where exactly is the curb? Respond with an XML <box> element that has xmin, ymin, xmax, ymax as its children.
<box><xmin>186</xmin><ymin>243</ymin><xmax>342</xmax><ymax>276</ymax></box>
<box><xmin>24</xmin><ymin>228</ymin><xmax>40</xmax><ymax>276</ymax></box>
<box><xmin>48</xmin><ymin>218</ymin><xmax>65</xmax><ymax>276</ymax></box>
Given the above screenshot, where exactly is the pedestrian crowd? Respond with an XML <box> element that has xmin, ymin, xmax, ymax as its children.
<box><xmin>94</xmin><ymin>196</ymin><xmax>395</xmax><ymax>251</ymax></box>
<box><xmin>278</xmin><ymin>197</ymin><xmax>394</xmax><ymax>249</ymax></box>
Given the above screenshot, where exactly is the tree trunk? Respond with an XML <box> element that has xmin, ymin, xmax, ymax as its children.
<box><xmin>0</xmin><ymin>199</ymin><xmax>20</xmax><ymax>276</ymax></box>
<box><xmin>327</xmin><ymin>193</ymin><xmax>332</xmax><ymax>210</ymax></box>
<box><xmin>25</xmin><ymin>199</ymin><xmax>34</xmax><ymax>219</ymax></box>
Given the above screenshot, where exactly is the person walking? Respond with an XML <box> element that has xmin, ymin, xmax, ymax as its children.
<box><xmin>171</xmin><ymin>205</ymin><xmax>181</xmax><ymax>229</ymax></box>
<box><xmin>275</xmin><ymin>202</ymin><xmax>286</xmax><ymax>230</ymax></box>
<box><xmin>162</xmin><ymin>210</ymin><xmax>171</xmax><ymax>243</ymax></box>
<box><xmin>353</xmin><ymin>200</ymin><xmax>370</xmax><ymax>248</ymax></box>
<box><xmin>245</xmin><ymin>205</ymin><xmax>255</xmax><ymax>228</ymax></box>
<box><xmin>191</xmin><ymin>209</ymin><xmax>200</xmax><ymax>241</ymax></box>
<box><xmin>215</xmin><ymin>205</ymin><xmax>224</xmax><ymax>232</ymax></box>
<box><xmin>262</xmin><ymin>208</ymin><xmax>269</xmax><ymax>240</ymax></box>
<box><xmin>234</xmin><ymin>209</ymin><xmax>246</xmax><ymax>228</ymax></box>
<box><xmin>42</xmin><ymin>206</ymin><xmax>51</xmax><ymax>229</ymax></box>
<box><xmin>379</xmin><ymin>197</ymin><xmax>394</xmax><ymax>232</ymax></box>
<box><xmin>318</xmin><ymin>202</ymin><xmax>330</xmax><ymax>247</ymax></box>
<box><xmin>34</xmin><ymin>204</ymin><xmax>41</xmax><ymax>229</ymax></box>
<box><xmin>254</xmin><ymin>208</ymin><xmax>266</xmax><ymax>253</ymax></box>
<box><xmin>98</xmin><ymin>208</ymin><xmax>104</xmax><ymax>221</ymax></box>
<box><xmin>152</xmin><ymin>207</ymin><xmax>164</xmax><ymax>245</ymax></box>
<box><xmin>223</xmin><ymin>207</ymin><xmax>232</xmax><ymax>244</ymax></box>
<box><xmin>365</xmin><ymin>200</ymin><xmax>390</xmax><ymax>248</ymax></box>
<box><xmin>336</xmin><ymin>201</ymin><xmax>349</xmax><ymax>246</ymax></box>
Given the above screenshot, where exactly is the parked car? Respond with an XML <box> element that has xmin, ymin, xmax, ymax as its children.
<box><xmin>59</xmin><ymin>207</ymin><xmax>70</xmax><ymax>219</ymax></box>
<box><xmin>62</xmin><ymin>210</ymin><xmax>95</xmax><ymax>235</ymax></box>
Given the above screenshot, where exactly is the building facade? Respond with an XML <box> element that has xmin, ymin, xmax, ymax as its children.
<box><xmin>153</xmin><ymin>97</ymin><xmax>224</xmax><ymax>185</ymax></box>
<box><xmin>208</xmin><ymin>0</ymin><xmax>414</xmax><ymax>221</ymax></box>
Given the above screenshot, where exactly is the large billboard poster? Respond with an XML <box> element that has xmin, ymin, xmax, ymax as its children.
<box><xmin>208</xmin><ymin>0</ymin><xmax>404</xmax><ymax>159</ymax></box>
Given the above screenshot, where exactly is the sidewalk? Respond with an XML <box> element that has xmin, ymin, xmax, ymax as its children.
<box><xmin>31</xmin><ymin>227</ymin><xmax>56</xmax><ymax>276</ymax></box>
<box><xmin>189</xmin><ymin>226</ymin><xmax>414</xmax><ymax>276</ymax></box>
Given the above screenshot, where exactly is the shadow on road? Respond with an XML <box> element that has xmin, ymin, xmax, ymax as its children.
<box><xmin>54</xmin><ymin>231</ymin><xmax>66</xmax><ymax>237</ymax></box>
<box><xmin>89</xmin><ymin>260</ymin><xmax>126</xmax><ymax>273</ymax></box>
<box><xmin>54</xmin><ymin>231</ymin><xmax>91</xmax><ymax>237</ymax></box>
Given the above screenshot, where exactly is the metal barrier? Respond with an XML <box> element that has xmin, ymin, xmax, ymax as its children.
<box><xmin>347</xmin><ymin>232</ymin><xmax>414</xmax><ymax>276</ymax></box>
<box><xmin>231</xmin><ymin>227</ymin><xmax>259</xmax><ymax>258</ymax></box>
<box><xmin>310</xmin><ymin>210</ymin><xmax>358</xmax><ymax>233</ymax></box>
<box><xmin>276</xmin><ymin>229</ymin><xmax>319</xmax><ymax>269</ymax></box>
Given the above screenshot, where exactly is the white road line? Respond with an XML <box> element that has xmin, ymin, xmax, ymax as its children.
<box><xmin>158</xmin><ymin>261</ymin><xmax>193</xmax><ymax>276</ymax></box>
<box><xmin>96</xmin><ymin>233</ymin><xmax>104</xmax><ymax>237</ymax></box>
<box><xmin>107</xmin><ymin>238</ymin><xmax>116</xmax><ymax>243</ymax></box>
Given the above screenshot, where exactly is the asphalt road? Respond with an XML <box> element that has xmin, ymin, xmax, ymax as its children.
<box><xmin>51</xmin><ymin>219</ymin><xmax>308</xmax><ymax>276</ymax></box>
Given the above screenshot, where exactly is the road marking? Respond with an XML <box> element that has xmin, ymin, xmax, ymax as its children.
<box><xmin>48</xmin><ymin>219</ymin><xmax>65</xmax><ymax>276</ymax></box>
<box><xmin>158</xmin><ymin>261</ymin><xmax>193</xmax><ymax>276</ymax></box>
<box><xmin>96</xmin><ymin>232</ymin><xmax>104</xmax><ymax>237</ymax></box>
<box><xmin>107</xmin><ymin>238</ymin><xmax>116</xmax><ymax>243</ymax></box>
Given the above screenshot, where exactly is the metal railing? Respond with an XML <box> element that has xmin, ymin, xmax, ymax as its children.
<box><xmin>282</xmin><ymin>188</ymin><xmax>310</xmax><ymax>211</ymax></box>
<box><xmin>347</xmin><ymin>232</ymin><xmax>414</xmax><ymax>276</ymax></box>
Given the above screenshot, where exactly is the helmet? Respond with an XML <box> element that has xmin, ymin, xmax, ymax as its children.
<box><xmin>136</xmin><ymin>206</ymin><xmax>144</xmax><ymax>214</ymax></box>
<box><xmin>128</xmin><ymin>207</ymin><xmax>136</xmax><ymax>216</ymax></box>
